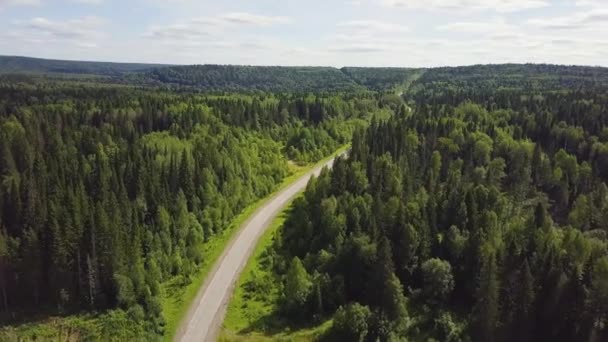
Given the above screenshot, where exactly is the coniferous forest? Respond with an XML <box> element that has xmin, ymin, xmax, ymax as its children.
<box><xmin>0</xmin><ymin>72</ymin><xmax>385</xmax><ymax>339</ymax></box>
<box><xmin>0</xmin><ymin>57</ymin><xmax>608</xmax><ymax>341</ymax></box>
<box><xmin>229</xmin><ymin>65</ymin><xmax>608</xmax><ymax>342</ymax></box>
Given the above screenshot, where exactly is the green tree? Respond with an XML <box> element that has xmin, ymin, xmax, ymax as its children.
<box><xmin>332</xmin><ymin>302</ymin><xmax>372</xmax><ymax>342</ymax></box>
<box><xmin>421</xmin><ymin>258</ymin><xmax>455</xmax><ymax>304</ymax></box>
<box><xmin>588</xmin><ymin>257</ymin><xmax>608</xmax><ymax>340</ymax></box>
<box><xmin>284</xmin><ymin>257</ymin><xmax>312</xmax><ymax>316</ymax></box>
<box><xmin>473</xmin><ymin>246</ymin><xmax>500</xmax><ymax>342</ymax></box>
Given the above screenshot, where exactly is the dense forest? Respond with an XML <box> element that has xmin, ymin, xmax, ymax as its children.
<box><xmin>4</xmin><ymin>56</ymin><xmax>608</xmax><ymax>94</ymax></box>
<box><xmin>0</xmin><ymin>56</ymin><xmax>426</xmax><ymax>93</ymax></box>
<box><xmin>3</xmin><ymin>58</ymin><xmax>608</xmax><ymax>341</ymax></box>
<box><xmin>408</xmin><ymin>64</ymin><xmax>608</xmax><ymax>105</ymax></box>
<box><xmin>130</xmin><ymin>65</ymin><xmax>364</xmax><ymax>92</ymax></box>
<box><xmin>340</xmin><ymin>67</ymin><xmax>422</xmax><ymax>91</ymax></box>
<box><xmin>239</xmin><ymin>67</ymin><xmax>608</xmax><ymax>341</ymax></box>
<box><xmin>0</xmin><ymin>56</ymin><xmax>167</xmax><ymax>77</ymax></box>
<box><xmin>0</xmin><ymin>80</ymin><xmax>386</xmax><ymax>339</ymax></box>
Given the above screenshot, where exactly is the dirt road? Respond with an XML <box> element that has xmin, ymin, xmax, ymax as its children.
<box><xmin>176</xmin><ymin>154</ymin><xmax>343</xmax><ymax>342</ymax></box>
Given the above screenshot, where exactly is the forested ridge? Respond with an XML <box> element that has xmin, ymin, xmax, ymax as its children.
<box><xmin>130</xmin><ymin>65</ymin><xmax>363</xmax><ymax>92</ymax></box>
<box><xmin>4</xmin><ymin>56</ymin><xmax>608</xmax><ymax>93</ymax></box>
<box><xmin>1</xmin><ymin>56</ymin><xmax>420</xmax><ymax>92</ymax></box>
<box><xmin>228</xmin><ymin>66</ymin><xmax>608</xmax><ymax>342</ymax></box>
<box><xmin>0</xmin><ymin>81</ymin><xmax>386</xmax><ymax>339</ymax></box>
<box><xmin>340</xmin><ymin>67</ymin><xmax>423</xmax><ymax>91</ymax></box>
<box><xmin>0</xmin><ymin>56</ymin><xmax>167</xmax><ymax>77</ymax></box>
<box><xmin>408</xmin><ymin>64</ymin><xmax>608</xmax><ymax>105</ymax></box>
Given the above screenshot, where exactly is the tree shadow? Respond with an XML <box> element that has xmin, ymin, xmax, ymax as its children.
<box><xmin>0</xmin><ymin>306</ymin><xmax>100</xmax><ymax>328</ymax></box>
<box><xmin>237</xmin><ymin>310</ymin><xmax>330</xmax><ymax>338</ymax></box>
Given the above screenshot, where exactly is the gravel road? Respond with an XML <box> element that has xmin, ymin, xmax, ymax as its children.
<box><xmin>175</xmin><ymin>154</ymin><xmax>343</xmax><ymax>342</ymax></box>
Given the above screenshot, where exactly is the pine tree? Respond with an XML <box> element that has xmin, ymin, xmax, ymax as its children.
<box><xmin>512</xmin><ymin>259</ymin><xmax>535</xmax><ymax>341</ymax></box>
<box><xmin>284</xmin><ymin>257</ymin><xmax>312</xmax><ymax>317</ymax></box>
<box><xmin>375</xmin><ymin>237</ymin><xmax>408</xmax><ymax>327</ymax></box>
<box><xmin>534</xmin><ymin>202</ymin><xmax>549</xmax><ymax>229</ymax></box>
<box><xmin>179</xmin><ymin>150</ymin><xmax>194</xmax><ymax>209</ymax></box>
<box><xmin>474</xmin><ymin>245</ymin><xmax>500</xmax><ymax>342</ymax></box>
<box><xmin>0</xmin><ymin>227</ymin><xmax>9</xmax><ymax>311</ymax></box>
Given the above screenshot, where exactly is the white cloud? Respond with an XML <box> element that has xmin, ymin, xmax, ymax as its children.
<box><xmin>337</xmin><ymin>20</ymin><xmax>409</xmax><ymax>33</ymax></box>
<box><xmin>437</xmin><ymin>19</ymin><xmax>516</xmax><ymax>34</ymax></box>
<box><xmin>0</xmin><ymin>0</ymin><xmax>40</xmax><ymax>6</ymax></box>
<box><xmin>324</xmin><ymin>32</ymin><xmax>417</xmax><ymax>55</ymax></box>
<box><xmin>0</xmin><ymin>0</ymin><xmax>100</xmax><ymax>8</ymax></box>
<box><xmin>26</xmin><ymin>16</ymin><xmax>105</xmax><ymax>39</ymax></box>
<box><xmin>528</xmin><ymin>9</ymin><xmax>608</xmax><ymax>30</ymax></box>
<box><xmin>384</xmin><ymin>0</ymin><xmax>549</xmax><ymax>12</ymax></box>
<box><xmin>345</xmin><ymin>0</ymin><xmax>363</xmax><ymax>6</ymax></box>
<box><xmin>4</xmin><ymin>16</ymin><xmax>106</xmax><ymax>48</ymax></box>
<box><xmin>145</xmin><ymin>21</ymin><xmax>211</xmax><ymax>41</ymax></box>
<box><xmin>145</xmin><ymin>12</ymin><xmax>291</xmax><ymax>42</ymax></box>
<box><xmin>575</xmin><ymin>0</ymin><xmax>604</xmax><ymax>7</ymax></box>
<box><xmin>219</xmin><ymin>12</ymin><xmax>290</xmax><ymax>26</ymax></box>
<box><xmin>70</xmin><ymin>0</ymin><xmax>103</xmax><ymax>4</ymax></box>
<box><xmin>0</xmin><ymin>0</ymin><xmax>606</xmax><ymax>67</ymax></box>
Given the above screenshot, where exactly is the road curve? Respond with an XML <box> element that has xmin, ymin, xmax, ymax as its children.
<box><xmin>175</xmin><ymin>153</ymin><xmax>344</xmax><ymax>342</ymax></box>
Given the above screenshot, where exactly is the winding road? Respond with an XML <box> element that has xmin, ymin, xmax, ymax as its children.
<box><xmin>175</xmin><ymin>153</ymin><xmax>344</xmax><ymax>342</ymax></box>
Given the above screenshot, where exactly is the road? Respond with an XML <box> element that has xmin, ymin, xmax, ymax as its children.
<box><xmin>175</xmin><ymin>153</ymin><xmax>344</xmax><ymax>342</ymax></box>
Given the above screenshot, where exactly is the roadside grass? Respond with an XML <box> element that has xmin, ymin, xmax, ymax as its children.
<box><xmin>220</xmin><ymin>148</ymin><xmax>351</xmax><ymax>341</ymax></box>
<box><xmin>219</xmin><ymin>319</ymin><xmax>333</xmax><ymax>342</ymax></box>
<box><xmin>0</xmin><ymin>315</ymin><xmax>98</xmax><ymax>341</ymax></box>
<box><xmin>0</xmin><ymin>310</ymin><xmax>154</xmax><ymax>342</ymax></box>
<box><xmin>161</xmin><ymin>144</ymin><xmax>349</xmax><ymax>342</ymax></box>
<box><xmin>221</xmin><ymin>207</ymin><xmax>287</xmax><ymax>334</ymax></box>
<box><xmin>221</xmin><ymin>201</ymin><xmax>334</xmax><ymax>341</ymax></box>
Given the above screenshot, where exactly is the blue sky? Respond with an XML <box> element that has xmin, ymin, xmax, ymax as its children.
<box><xmin>0</xmin><ymin>0</ymin><xmax>606</xmax><ymax>66</ymax></box>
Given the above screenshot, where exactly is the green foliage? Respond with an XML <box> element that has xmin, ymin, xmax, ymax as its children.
<box><xmin>5</xmin><ymin>61</ymin><xmax>608</xmax><ymax>342</ymax></box>
<box><xmin>421</xmin><ymin>258</ymin><xmax>455</xmax><ymax>304</ymax></box>
<box><xmin>234</xmin><ymin>69</ymin><xmax>608</xmax><ymax>341</ymax></box>
<box><xmin>433</xmin><ymin>312</ymin><xmax>467</xmax><ymax>342</ymax></box>
<box><xmin>0</xmin><ymin>55</ymin><xmax>165</xmax><ymax>76</ymax></box>
<box><xmin>340</xmin><ymin>67</ymin><xmax>423</xmax><ymax>91</ymax></box>
<box><xmin>284</xmin><ymin>257</ymin><xmax>312</xmax><ymax>316</ymax></box>
<box><xmin>473</xmin><ymin>246</ymin><xmax>500</xmax><ymax>342</ymax></box>
<box><xmin>0</xmin><ymin>81</ymin><xmax>376</xmax><ymax>339</ymax></box>
<box><xmin>331</xmin><ymin>303</ymin><xmax>372</xmax><ymax>341</ymax></box>
<box><xmin>132</xmin><ymin>65</ymin><xmax>365</xmax><ymax>92</ymax></box>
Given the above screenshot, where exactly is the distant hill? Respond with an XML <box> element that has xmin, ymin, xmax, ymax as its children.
<box><xmin>0</xmin><ymin>55</ymin><xmax>168</xmax><ymax>77</ymax></box>
<box><xmin>340</xmin><ymin>67</ymin><xmax>424</xmax><ymax>91</ymax></box>
<box><xmin>412</xmin><ymin>63</ymin><xmax>608</xmax><ymax>92</ymax></box>
<box><xmin>3</xmin><ymin>56</ymin><xmax>608</xmax><ymax>94</ymax></box>
<box><xmin>130</xmin><ymin>64</ymin><xmax>364</xmax><ymax>92</ymax></box>
<box><xmin>0</xmin><ymin>56</ymin><xmax>425</xmax><ymax>92</ymax></box>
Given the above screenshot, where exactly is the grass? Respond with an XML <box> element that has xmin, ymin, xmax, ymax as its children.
<box><xmin>221</xmin><ymin>202</ymin><xmax>333</xmax><ymax>341</ymax></box>
<box><xmin>222</xmin><ymin>207</ymin><xmax>287</xmax><ymax>334</ymax></box>
<box><xmin>0</xmin><ymin>310</ymin><xmax>155</xmax><ymax>342</ymax></box>
<box><xmin>219</xmin><ymin>320</ymin><xmax>333</xmax><ymax>342</ymax></box>
<box><xmin>0</xmin><ymin>315</ymin><xmax>97</xmax><ymax>341</ymax></box>
<box><xmin>161</xmin><ymin>144</ymin><xmax>349</xmax><ymax>342</ymax></box>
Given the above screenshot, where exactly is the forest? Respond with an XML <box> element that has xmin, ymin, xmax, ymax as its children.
<box><xmin>2</xmin><ymin>59</ymin><xmax>608</xmax><ymax>341</ymax></box>
<box><xmin>0</xmin><ymin>80</ymin><xmax>386</xmax><ymax>339</ymax></box>
<box><xmin>226</xmin><ymin>65</ymin><xmax>608</xmax><ymax>341</ymax></box>
<box><xmin>0</xmin><ymin>56</ymin><xmax>421</xmax><ymax>92</ymax></box>
<box><xmin>0</xmin><ymin>56</ymin><xmax>167</xmax><ymax>77</ymax></box>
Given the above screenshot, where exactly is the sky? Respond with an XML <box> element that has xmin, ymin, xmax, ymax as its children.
<box><xmin>0</xmin><ymin>0</ymin><xmax>606</xmax><ymax>67</ymax></box>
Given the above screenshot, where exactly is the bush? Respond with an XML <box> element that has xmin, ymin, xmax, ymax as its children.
<box><xmin>332</xmin><ymin>302</ymin><xmax>372</xmax><ymax>342</ymax></box>
<box><xmin>434</xmin><ymin>312</ymin><xmax>466</xmax><ymax>342</ymax></box>
<box><xmin>127</xmin><ymin>304</ymin><xmax>146</xmax><ymax>322</ymax></box>
<box><xmin>421</xmin><ymin>258</ymin><xmax>455</xmax><ymax>304</ymax></box>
